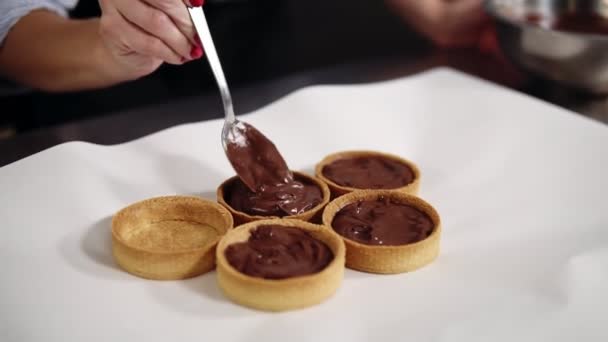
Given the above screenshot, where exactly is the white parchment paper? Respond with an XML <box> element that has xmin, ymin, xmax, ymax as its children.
<box><xmin>1</xmin><ymin>68</ymin><xmax>607</xmax><ymax>341</ymax></box>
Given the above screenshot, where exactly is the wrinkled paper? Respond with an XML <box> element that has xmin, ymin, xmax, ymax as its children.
<box><xmin>1</xmin><ymin>68</ymin><xmax>607</xmax><ymax>342</ymax></box>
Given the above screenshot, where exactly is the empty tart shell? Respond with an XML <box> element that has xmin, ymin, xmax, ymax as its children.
<box><xmin>315</xmin><ymin>150</ymin><xmax>421</xmax><ymax>198</ymax></box>
<box><xmin>111</xmin><ymin>195</ymin><xmax>234</xmax><ymax>280</ymax></box>
<box><xmin>217</xmin><ymin>171</ymin><xmax>331</xmax><ymax>226</ymax></box>
<box><xmin>216</xmin><ymin>218</ymin><xmax>345</xmax><ymax>312</ymax></box>
<box><xmin>322</xmin><ymin>190</ymin><xmax>440</xmax><ymax>274</ymax></box>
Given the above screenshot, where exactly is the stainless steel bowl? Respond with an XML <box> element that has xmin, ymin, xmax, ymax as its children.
<box><xmin>485</xmin><ymin>0</ymin><xmax>608</xmax><ymax>94</ymax></box>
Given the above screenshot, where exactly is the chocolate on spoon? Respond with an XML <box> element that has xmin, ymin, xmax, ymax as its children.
<box><xmin>224</xmin><ymin>122</ymin><xmax>323</xmax><ymax>217</ymax></box>
<box><xmin>223</xmin><ymin>121</ymin><xmax>293</xmax><ymax>193</ymax></box>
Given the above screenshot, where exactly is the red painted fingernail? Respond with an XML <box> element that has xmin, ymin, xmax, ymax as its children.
<box><xmin>190</xmin><ymin>0</ymin><xmax>204</xmax><ymax>7</ymax></box>
<box><xmin>190</xmin><ymin>45</ymin><xmax>203</xmax><ymax>59</ymax></box>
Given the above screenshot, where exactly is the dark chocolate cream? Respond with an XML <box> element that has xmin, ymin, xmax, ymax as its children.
<box><xmin>225</xmin><ymin>225</ymin><xmax>334</xmax><ymax>279</ymax></box>
<box><xmin>331</xmin><ymin>196</ymin><xmax>433</xmax><ymax>246</ymax></box>
<box><xmin>322</xmin><ymin>156</ymin><xmax>414</xmax><ymax>189</ymax></box>
<box><xmin>225</xmin><ymin>122</ymin><xmax>293</xmax><ymax>192</ymax></box>
<box><xmin>226</xmin><ymin>176</ymin><xmax>323</xmax><ymax>217</ymax></box>
<box><xmin>224</xmin><ymin>121</ymin><xmax>322</xmax><ymax>216</ymax></box>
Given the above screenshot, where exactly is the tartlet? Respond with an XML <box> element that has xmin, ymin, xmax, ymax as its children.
<box><xmin>322</xmin><ymin>190</ymin><xmax>440</xmax><ymax>274</ymax></box>
<box><xmin>111</xmin><ymin>195</ymin><xmax>234</xmax><ymax>280</ymax></box>
<box><xmin>217</xmin><ymin>171</ymin><xmax>331</xmax><ymax>226</ymax></box>
<box><xmin>215</xmin><ymin>218</ymin><xmax>346</xmax><ymax>312</ymax></box>
<box><xmin>315</xmin><ymin>150</ymin><xmax>421</xmax><ymax>198</ymax></box>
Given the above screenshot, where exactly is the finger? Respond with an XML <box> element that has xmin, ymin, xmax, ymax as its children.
<box><xmin>144</xmin><ymin>0</ymin><xmax>199</xmax><ymax>46</ymax></box>
<box><xmin>128</xmin><ymin>24</ymin><xmax>184</xmax><ymax>65</ymax></box>
<box><xmin>394</xmin><ymin>0</ymin><xmax>443</xmax><ymax>23</ymax></box>
<box><xmin>388</xmin><ymin>0</ymin><xmax>487</xmax><ymax>47</ymax></box>
<box><xmin>111</xmin><ymin>11</ymin><xmax>183</xmax><ymax>64</ymax></box>
<box><xmin>446</xmin><ymin>0</ymin><xmax>485</xmax><ymax>12</ymax></box>
<box><xmin>116</xmin><ymin>0</ymin><xmax>194</xmax><ymax>60</ymax></box>
<box><xmin>444</xmin><ymin>0</ymin><xmax>490</xmax><ymax>39</ymax></box>
<box><xmin>387</xmin><ymin>0</ymin><xmax>445</xmax><ymax>41</ymax></box>
<box><xmin>447</xmin><ymin>0</ymin><xmax>489</xmax><ymax>24</ymax></box>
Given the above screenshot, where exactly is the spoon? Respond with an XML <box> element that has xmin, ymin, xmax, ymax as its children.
<box><xmin>186</xmin><ymin>6</ymin><xmax>237</xmax><ymax>144</ymax></box>
<box><xmin>187</xmin><ymin>6</ymin><xmax>293</xmax><ymax>192</ymax></box>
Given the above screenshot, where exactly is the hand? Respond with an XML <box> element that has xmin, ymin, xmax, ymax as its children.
<box><xmin>387</xmin><ymin>0</ymin><xmax>526</xmax><ymax>89</ymax></box>
<box><xmin>387</xmin><ymin>0</ymin><xmax>490</xmax><ymax>48</ymax></box>
<box><xmin>98</xmin><ymin>0</ymin><xmax>205</xmax><ymax>81</ymax></box>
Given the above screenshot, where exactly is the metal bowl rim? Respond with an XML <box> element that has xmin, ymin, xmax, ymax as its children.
<box><xmin>484</xmin><ymin>0</ymin><xmax>608</xmax><ymax>41</ymax></box>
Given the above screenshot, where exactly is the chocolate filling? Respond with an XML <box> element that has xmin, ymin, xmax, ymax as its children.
<box><xmin>331</xmin><ymin>196</ymin><xmax>433</xmax><ymax>246</ymax></box>
<box><xmin>322</xmin><ymin>156</ymin><xmax>414</xmax><ymax>189</ymax></box>
<box><xmin>225</xmin><ymin>175</ymin><xmax>322</xmax><ymax>217</ymax></box>
<box><xmin>225</xmin><ymin>225</ymin><xmax>334</xmax><ymax>279</ymax></box>
<box><xmin>224</xmin><ymin>122</ymin><xmax>322</xmax><ymax>216</ymax></box>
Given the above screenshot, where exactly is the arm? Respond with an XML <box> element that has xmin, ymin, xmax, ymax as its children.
<box><xmin>387</xmin><ymin>0</ymin><xmax>525</xmax><ymax>87</ymax></box>
<box><xmin>0</xmin><ymin>0</ymin><xmax>202</xmax><ymax>93</ymax></box>
<box><xmin>0</xmin><ymin>10</ymin><xmax>123</xmax><ymax>92</ymax></box>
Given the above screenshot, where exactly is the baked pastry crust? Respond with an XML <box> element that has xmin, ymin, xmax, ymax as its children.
<box><xmin>217</xmin><ymin>171</ymin><xmax>331</xmax><ymax>226</ymax></box>
<box><xmin>322</xmin><ymin>190</ymin><xmax>440</xmax><ymax>274</ymax></box>
<box><xmin>216</xmin><ymin>218</ymin><xmax>345</xmax><ymax>312</ymax></box>
<box><xmin>111</xmin><ymin>195</ymin><xmax>234</xmax><ymax>280</ymax></box>
<box><xmin>315</xmin><ymin>150</ymin><xmax>421</xmax><ymax>198</ymax></box>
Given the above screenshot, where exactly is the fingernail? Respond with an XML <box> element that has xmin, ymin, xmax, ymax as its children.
<box><xmin>190</xmin><ymin>45</ymin><xmax>203</xmax><ymax>59</ymax></box>
<box><xmin>190</xmin><ymin>0</ymin><xmax>204</xmax><ymax>6</ymax></box>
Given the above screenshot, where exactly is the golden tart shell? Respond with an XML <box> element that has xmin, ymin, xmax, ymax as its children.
<box><xmin>111</xmin><ymin>195</ymin><xmax>233</xmax><ymax>280</ymax></box>
<box><xmin>216</xmin><ymin>218</ymin><xmax>345</xmax><ymax>312</ymax></box>
<box><xmin>315</xmin><ymin>150</ymin><xmax>421</xmax><ymax>198</ymax></box>
<box><xmin>322</xmin><ymin>190</ymin><xmax>440</xmax><ymax>274</ymax></box>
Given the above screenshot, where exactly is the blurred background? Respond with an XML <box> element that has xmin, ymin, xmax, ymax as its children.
<box><xmin>0</xmin><ymin>0</ymin><xmax>430</xmax><ymax>137</ymax></box>
<box><xmin>3</xmin><ymin>0</ymin><xmax>608</xmax><ymax>166</ymax></box>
